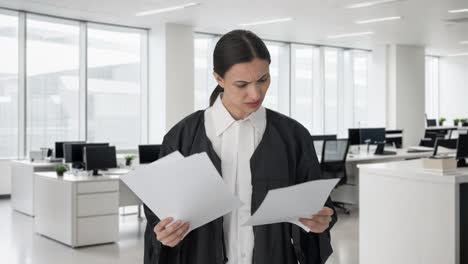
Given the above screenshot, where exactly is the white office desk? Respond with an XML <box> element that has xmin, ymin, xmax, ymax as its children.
<box><xmin>11</xmin><ymin>160</ymin><xmax>57</xmax><ymax>216</ymax></box>
<box><xmin>319</xmin><ymin>147</ymin><xmax>455</xmax><ymax>205</ymax></box>
<box><xmin>358</xmin><ymin>159</ymin><xmax>468</xmax><ymax>264</ymax></box>
<box><xmin>35</xmin><ymin>172</ymin><xmax>121</xmax><ymax>247</ymax></box>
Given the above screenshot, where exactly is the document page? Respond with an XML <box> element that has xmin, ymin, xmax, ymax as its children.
<box><xmin>242</xmin><ymin>178</ymin><xmax>340</xmax><ymax>231</ymax></box>
<box><xmin>121</xmin><ymin>151</ymin><xmax>243</xmax><ymax>233</ymax></box>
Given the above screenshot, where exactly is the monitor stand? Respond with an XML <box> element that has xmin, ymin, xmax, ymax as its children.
<box><xmin>458</xmin><ymin>159</ymin><xmax>468</xmax><ymax>168</ymax></box>
<box><xmin>92</xmin><ymin>170</ymin><xmax>102</xmax><ymax>176</ymax></box>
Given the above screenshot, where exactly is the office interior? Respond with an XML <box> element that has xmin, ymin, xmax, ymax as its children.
<box><xmin>1</xmin><ymin>0</ymin><xmax>468</xmax><ymax>263</ymax></box>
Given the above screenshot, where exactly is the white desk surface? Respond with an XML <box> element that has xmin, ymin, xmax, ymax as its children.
<box><xmin>358</xmin><ymin>159</ymin><xmax>468</xmax><ymax>183</ymax></box>
<box><xmin>35</xmin><ymin>171</ymin><xmax>130</xmax><ymax>183</ymax></box>
<box><xmin>12</xmin><ymin>160</ymin><xmax>60</xmax><ymax>167</ymax></box>
<box><xmin>318</xmin><ymin>146</ymin><xmax>454</xmax><ymax>163</ymax></box>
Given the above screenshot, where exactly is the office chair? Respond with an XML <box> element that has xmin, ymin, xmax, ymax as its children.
<box><xmin>419</xmin><ymin>131</ymin><xmax>445</xmax><ymax>148</ymax></box>
<box><xmin>311</xmin><ymin>135</ymin><xmax>337</xmax><ymax>158</ymax></box>
<box><xmin>433</xmin><ymin>138</ymin><xmax>458</xmax><ymax>156</ymax></box>
<box><xmin>320</xmin><ymin>139</ymin><xmax>351</xmax><ymax>214</ymax></box>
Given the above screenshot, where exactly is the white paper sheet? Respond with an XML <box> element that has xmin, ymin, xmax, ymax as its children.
<box><xmin>120</xmin><ymin>151</ymin><xmax>243</xmax><ymax>233</ymax></box>
<box><xmin>242</xmin><ymin>178</ymin><xmax>340</xmax><ymax>231</ymax></box>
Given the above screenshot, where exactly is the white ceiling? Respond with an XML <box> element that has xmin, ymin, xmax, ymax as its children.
<box><xmin>1</xmin><ymin>0</ymin><xmax>468</xmax><ymax>56</ymax></box>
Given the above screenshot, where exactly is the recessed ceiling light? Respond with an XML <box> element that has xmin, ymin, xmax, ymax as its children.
<box><xmin>447</xmin><ymin>53</ymin><xmax>468</xmax><ymax>57</ymax></box>
<box><xmin>238</xmin><ymin>17</ymin><xmax>294</xmax><ymax>27</ymax></box>
<box><xmin>355</xmin><ymin>16</ymin><xmax>402</xmax><ymax>24</ymax></box>
<box><xmin>448</xmin><ymin>8</ymin><xmax>468</xmax><ymax>14</ymax></box>
<box><xmin>327</xmin><ymin>32</ymin><xmax>374</xmax><ymax>39</ymax></box>
<box><xmin>136</xmin><ymin>2</ymin><xmax>199</xmax><ymax>16</ymax></box>
<box><xmin>460</xmin><ymin>41</ymin><xmax>468</xmax><ymax>44</ymax></box>
<box><xmin>345</xmin><ymin>0</ymin><xmax>403</xmax><ymax>9</ymax></box>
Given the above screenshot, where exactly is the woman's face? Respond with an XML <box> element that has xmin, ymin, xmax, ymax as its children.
<box><xmin>214</xmin><ymin>58</ymin><xmax>270</xmax><ymax>120</ymax></box>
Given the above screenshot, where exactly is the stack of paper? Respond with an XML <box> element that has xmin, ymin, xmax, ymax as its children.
<box><xmin>121</xmin><ymin>151</ymin><xmax>340</xmax><ymax>233</ymax></box>
<box><xmin>120</xmin><ymin>151</ymin><xmax>243</xmax><ymax>233</ymax></box>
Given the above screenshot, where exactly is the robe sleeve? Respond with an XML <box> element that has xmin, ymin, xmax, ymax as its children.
<box><xmin>292</xmin><ymin>126</ymin><xmax>338</xmax><ymax>264</ymax></box>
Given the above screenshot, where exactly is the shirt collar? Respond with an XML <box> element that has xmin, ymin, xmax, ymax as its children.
<box><xmin>211</xmin><ymin>94</ymin><xmax>266</xmax><ymax>136</ymax></box>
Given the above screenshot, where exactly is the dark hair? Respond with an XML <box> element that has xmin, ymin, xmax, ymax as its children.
<box><xmin>209</xmin><ymin>30</ymin><xmax>271</xmax><ymax>106</ymax></box>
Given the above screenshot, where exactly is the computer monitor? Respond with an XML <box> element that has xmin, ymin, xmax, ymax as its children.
<box><xmin>138</xmin><ymin>144</ymin><xmax>161</xmax><ymax>164</ymax></box>
<box><xmin>64</xmin><ymin>143</ymin><xmax>109</xmax><ymax>168</ymax></box>
<box><xmin>55</xmin><ymin>141</ymin><xmax>85</xmax><ymax>158</ymax></box>
<box><xmin>457</xmin><ymin>135</ymin><xmax>468</xmax><ymax>167</ymax></box>
<box><xmin>360</xmin><ymin>128</ymin><xmax>386</xmax><ymax>144</ymax></box>
<box><xmin>348</xmin><ymin>128</ymin><xmax>386</xmax><ymax>145</ymax></box>
<box><xmin>311</xmin><ymin>135</ymin><xmax>337</xmax><ymax>141</ymax></box>
<box><xmin>426</xmin><ymin>119</ymin><xmax>437</xmax><ymax>127</ymax></box>
<box><xmin>84</xmin><ymin>146</ymin><xmax>117</xmax><ymax>176</ymax></box>
<box><xmin>433</xmin><ymin>138</ymin><xmax>458</xmax><ymax>156</ymax></box>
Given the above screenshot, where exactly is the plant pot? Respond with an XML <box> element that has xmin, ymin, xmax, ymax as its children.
<box><xmin>125</xmin><ymin>160</ymin><xmax>132</xmax><ymax>166</ymax></box>
<box><xmin>439</xmin><ymin>121</ymin><xmax>444</xmax><ymax>126</ymax></box>
<box><xmin>455</xmin><ymin>121</ymin><xmax>460</xmax><ymax>126</ymax></box>
<box><xmin>56</xmin><ymin>171</ymin><xmax>64</xmax><ymax>177</ymax></box>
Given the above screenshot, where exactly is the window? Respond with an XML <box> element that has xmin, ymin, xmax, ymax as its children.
<box><xmin>26</xmin><ymin>15</ymin><xmax>80</xmax><ymax>151</ymax></box>
<box><xmin>425</xmin><ymin>56</ymin><xmax>439</xmax><ymax>119</ymax></box>
<box><xmin>291</xmin><ymin>44</ymin><xmax>320</xmax><ymax>133</ymax></box>
<box><xmin>194</xmin><ymin>34</ymin><xmax>218</xmax><ymax>110</ymax></box>
<box><xmin>0</xmin><ymin>11</ymin><xmax>18</xmax><ymax>158</ymax></box>
<box><xmin>87</xmin><ymin>24</ymin><xmax>146</xmax><ymax>149</ymax></box>
<box><xmin>324</xmin><ymin>48</ymin><xmax>339</xmax><ymax>134</ymax></box>
<box><xmin>264</xmin><ymin>41</ymin><xmax>290</xmax><ymax>115</ymax></box>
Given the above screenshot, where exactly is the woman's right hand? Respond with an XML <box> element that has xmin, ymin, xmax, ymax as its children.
<box><xmin>154</xmin><ymin>217</ymin><xmax>190</xmax><ymax>247</ymax></box>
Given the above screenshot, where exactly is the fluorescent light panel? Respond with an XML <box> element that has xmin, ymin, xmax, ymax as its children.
<box><xmin>238</xmin><ymin>17</ymin><xmax>294</xmax><ymax>26</ymax></box>
<box><xmin>346</xmin><ymin>0</ymin><xmax>403</xmax><ymax>9</ymax></box>
<box><xmin>460</xmin><ymin>41</ymin><xmax>468</xmax><ymax>44</ymax></box>
<box><xmin>328</xmin><ymin>31</ymin><xmax>374</xmax><ymax>39</ymax></box>
<box><xmin>355</xmin><ymin>16</ymin><xmax>402</xmax><ymax>24</ymax></box>
<box><xmin>448</xmin><ymin>8</ymin><xmax>468</xmax><ymax>13</ymax></box>
<box><xmin>136</xmin><ymin>2</ymin><xmax>199</xmax><ymax>16</ymax></box>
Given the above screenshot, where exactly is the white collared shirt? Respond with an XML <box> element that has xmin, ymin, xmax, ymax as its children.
<box><xmin>204</xmin><ymin>94</ymin><xmax>266</xmax><ymax>264</ymax></box>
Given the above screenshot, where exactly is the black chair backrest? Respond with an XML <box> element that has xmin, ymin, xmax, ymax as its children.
<box><xmin>320</xmin><ymin>139</ymin><xmax>350</xmax><ymax>184</ymax></box>
<box><xmin>433</xmin><ymin>138</ymin><xmax>458</xmax><ymax>156</ymax></box>
<box><xmin>321</xmin><ymin>139</ymin><xmax>350</xmax><ymax>164</ymax></box>
<box><xmin>311</xmin><ymin>135</ymin><xmax>337</xmax><ymax>158</ymax></box>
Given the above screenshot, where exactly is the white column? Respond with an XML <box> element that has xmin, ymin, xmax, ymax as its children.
<box><xmin>387</xmin><ymin>44</ymin><xmax>426</xmax><ymax>147</ymax></box>
<box><xmin>148</xmin><ymin>23</ymin><xmax>194</xmax><ymax>143</ymax></box>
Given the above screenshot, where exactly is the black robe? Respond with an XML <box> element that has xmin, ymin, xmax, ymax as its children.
<box><xmin>143</xmin><ymin>108</ymin><xmax>337</xmax><ymax>264</ymax></box>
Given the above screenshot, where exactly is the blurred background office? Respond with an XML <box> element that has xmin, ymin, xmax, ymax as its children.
<box><xmin>1</xmin><ymin>0</ymin><xmax>468</xmax><ymax>264</ymax></box>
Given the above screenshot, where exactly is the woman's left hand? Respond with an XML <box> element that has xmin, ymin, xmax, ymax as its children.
<box><xmin>298</xmin><ymin>207</ymin><xmax>334</xmax><ymax>233</ymax></box>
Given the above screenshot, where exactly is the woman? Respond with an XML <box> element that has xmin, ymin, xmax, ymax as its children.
<box><xmin>144</xmin><ymin>29</ymin><xmax>336</xmax><ymax>264</ymax></box>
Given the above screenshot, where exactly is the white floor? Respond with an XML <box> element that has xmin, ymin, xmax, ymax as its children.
<box><xmin>0</xmin><ymin>199</ymin><xmax>358</xmax><ymax>264</ymax></box>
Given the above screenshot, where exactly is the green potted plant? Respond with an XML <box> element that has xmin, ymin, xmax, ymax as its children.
<box><xmin>125</xmin><ymin>154</ymin><xmax>136</xmax><ymax>166</ymax></box>
<box><xmin>55</xmin><ymin>164</ymin><xmax>68</xmax><ymax>177</ymax></box>
<box><xmin>454</xmin><ymin>118</ymin><xmax>461</xmax><ymax>126</ymax></box>
<box><xmin>438</xmin><ymin>117</ymin><xmax>446</xmax><ymax>126</ymax></box>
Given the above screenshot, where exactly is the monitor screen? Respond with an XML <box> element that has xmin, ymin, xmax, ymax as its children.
<box><xmin>84</xmin><ymin>146</ymin><xmax>117</xmax><ymax>174</ymax></box>
<box><xmin>139</xmin><ymin>144</ymin><xmax>161</xmax><ymax>164</ymax></box>
<box><xmin>360</xmin><ymin>128</ymin><xmax>386</xmax><ymax>144</ymax></box>
<box><xmin>457</xmin><ymin>135</ymin><xmax>468</xmax><ymax>160</ymax></box>
<box><xmin>55</xmin><ymin>141</ymin><xmax>85</xmax><ymax>158</ymax></box>
<box><xmin>311</xmin><ymin>135</ymin><xmax>337</xmax><ymax>141</ymax></box>
<box><xmin>64</xmin><ymin>143</ymin><xmax>109</xmax><ymax>164</ymax></box>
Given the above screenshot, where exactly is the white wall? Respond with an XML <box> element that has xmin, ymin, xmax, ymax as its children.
<box><xmin>439</xmin><ymin>57</ymin><xmax>468</xmax><ymax>123</ymax></box>
<box><xmin>0</xmin><ymin>160</ymin><xmax>12</xmax><ymax>195</ymax></box>
<box><xmin>387</xmin><ymin>45</ymin><xmax>426</xmax><ymax>147</ymax></box>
